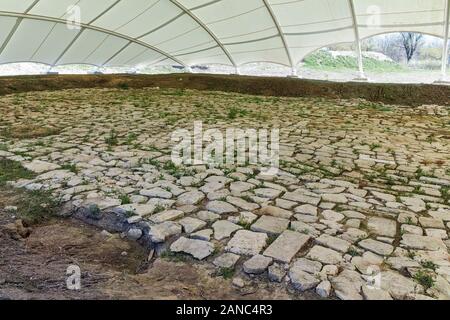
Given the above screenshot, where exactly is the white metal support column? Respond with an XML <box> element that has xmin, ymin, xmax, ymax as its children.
<box><xmin>438</xmin><ymin>0</ymin><xmax>450</xmax><ymax>82</ymax></box>
<box><xmin>348</xmin><ymin>0</ymin><xmax>367</xmax><ymax>81</ymax></box>
<box><xmin>262</xmin><ymin>0</ymin><xmax>298</xmax><ymax>78</ymax></box>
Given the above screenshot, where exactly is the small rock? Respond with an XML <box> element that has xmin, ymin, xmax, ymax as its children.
<box><xmin>316</xmin><ymin>281</ymin><xmax>332</xmax><ymax>298</ymax></box>
<box><xmin>170</xmin><ymin>237</ymin><xmax>215</xmax><ymax>260</ymax></box>
<box><xmin>243</xmin><ymin>255</ymin><xmax>273</xmax><ymax>274</ymax></box>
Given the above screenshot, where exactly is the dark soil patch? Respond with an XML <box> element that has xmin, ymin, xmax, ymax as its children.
<box><xmin>0</xmin><ymin>74</ymin><xmax>449</xmax><ymax>107</ymax></box>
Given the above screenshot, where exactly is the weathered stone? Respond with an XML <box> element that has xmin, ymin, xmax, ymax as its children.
<box><xmin>289</xmin><ymin>268</ymin><xmax>320</xmax><ymax>291</ymax></box>
<box><xmin>316</xmin><ymin>281</ymin><xmax>332</xmax><ymax>298</ymax></box>
<box><xmin>140</xmin><ymin>187</ymin><xmax>172</xmax><ymax>199</ymax></box>
<box><xmin>294</xmin><ymin>204</ymin><xmax>318</xmax><ymax>216</ymax></box>
<box><xmin>226</xmin><ymin>230</ymin><xmax>268</xmax><ymax>256</ymax></box>
<box><xmin>243</xmin><ymin>255</ymin><xmax>273</xmax><ymax>274</ymax></box>
<box><xmin>253</xmin><ymin>188</ymin><xmax>282</xmax><ymax>199</ymax></box>
<box><xmin>126</xmin><ymin>228</ymin><xmax>143</xmax><ymax>241</ymax></box>
<box><xmin>257</xmin><ymin>206</ymin><xmax>293</xmax><ymax>219</ymax></box>
<box><xmin>367</xmin><ymin>217</ymin><xmax>397</xmax><ymax>238</ymax></box>
<box><xmin>331</xmin><ymin>270</ymin><xmax>364</xmax><ymax>300</ymax></box>
<box><xmin>283</xmin><ymin>192</ymin><xmax>321</xmax><ymax>205</ymax></box>
<box><xmin>419</xmin><ymin>217</ymin><xmax>445</xmax><ymax>229</ymax></box>
<box><xmin>362</xmin><ymin>285</ymin><xmax>393</xmax><ymax>300</ymax></box>
<box><xmin>358</xmin><ymin>239</ymin><xmax>394</xmax><ymax>256</ymax></box>
<box><xmin>263</xmin><ymin>230</ymin><xmax>311</xmax><ymax>263</ymax></box>
<box><xmin>316</xmin><ymin>234</ymin><xmax>351</xmax><ymax>253</ymax></box>
<box><xmin>400</xmin><ymin>234</ymin><xmax>447</xmax><ymax>251</ymax></box>
<box><xmin>176</xmin><ymin>191</ymin><xmax>205</xmax><ymax>206</ymax></box>
<box><xmin>206</xmin><ymin>201</ymin><xmax>237</xmax><ymax>214</ymax></box>
<box><xmin>321</xmin><ymin>210</ymin><xmax>345</xmax><ymax>222</ymax></box>
<box><xmin>178</xmin><ymin>217</ymin><xmax>207</xmax><ymax>233</ymax></box>
<box><xmin>268</xmin><ymin>264</ymin><xmax>286</xmax><ymax>283</ymax></box>
<box><xmin>23</xmin><ymin>160</ymin><xmax>61</xmax><ymax>173</ymax></box>
<box><xmin>379</xmin><ymin>271</ymin><xmax>419</xmax><ymax>300</ymax></box>
<box><xmin>149</xmin><ymin>222</ymin><xmax>182</xmax><ymax>243</ymax></box>
<box><xmin>322</xmin><ymin>193</ymin><xmax>348</xmax><ymax>204</ymax></box>
<box><xmin>230</xmin><ymin>181</ymin><xmax>254</xmax><ymax>193</ymax></box>
<box><xmin>251</xmin><ymin>216</ymin><xmax>289</xmax><ymax>235</ymax></box>
<box><xmin>290</xmin><ymin>221</ymin><xmax>319</xmax><ymax>237</ymax></box>
<box><xmin>212</xmin><ymin>220</ymin><xmax>242</xmax><ymax>240</ymax></box>
<box><xmin>425</xmin><ymin>228</ymin><xmax>448</xmax><ymax>239</ymax></box>
<box><xmin>191</xmin><ymin>229</ymin><xmax>213</xmax><ymax>241</ymax></box>
<box><xmin>170</xmin><ymin>237</ymin><xmax>215</xmax><ymax>260</ymax></box>
<box><xmin>400</xmin><ymin>197</ymin><xmax>426</xmax><ymax>212</ymax></box>
<box><xmin>196</xmin><ymin>210</ymin><xmax>220</xmax><ymax>222</ymax></box>
<box><xmin>226</xmin><ymin>196</ymin><xmax>259</xmax><ymax>211</ymax></box>
<box><xmin>307</xmin><ymin>246</ymin><xmax>343</xmax><ymax>265</ymax></box>
<box><xmin>149</xmin><ymin>210</ymin><xmax>184</xmax><ymax>224</ymax></box>
<box><xmin>292</xmin><ymin>258</ymin><xmax>322</xmax><ymax>274</ymax></box>
<box><xmin>213</xmin><ymin>253</ymin><xmax>240</xmax><ymax>268</ymax></box>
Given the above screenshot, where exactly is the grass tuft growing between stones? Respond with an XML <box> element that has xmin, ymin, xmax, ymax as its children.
<box><xmin>1</xmin><ymin>125</ymin><xmax>61</xmax><ymax>139</ymax></box>
<box><xmin>219</xmin><ymin>267</ymin><xmax>235</xmax><ymax>279</ymax></box>
<box><xmin>0</xmin><ymin>159</ymin><xmax>36</xmax><ymax>185</ymax></box>
<box><xmin>0</xmin><ymin>159</ymin><xmax>59</xmax><ymax>223</ymax></box>
<box><xmin>414</xmin><ymin>270</ymin><xmax>435</xmax><ymax>290</ymax></box>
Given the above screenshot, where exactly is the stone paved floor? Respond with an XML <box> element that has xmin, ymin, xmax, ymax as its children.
<box><xmin>0</xmin><ymin>87</ymin><xmax>449</xmax><ymax>300</ymax></box>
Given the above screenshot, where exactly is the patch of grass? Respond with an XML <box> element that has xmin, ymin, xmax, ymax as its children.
<box><xmin>117</xmin><ymin>82</ymin><xmax>130</xmax><ymax>90</ymax></box>
<box><xmin>61</xmin><ymin>163</ymin><xmax>78</xmax><ymax>174</ymax></box>
<box><xmin>126</xmin><ymin>133</ymin><xmax>138</xmax><ymax>145</ymax></box>
<box><xmin>227</xmin><ymin>107</ymin><xmax>248</xmax><ymax>120</ymax></box>
<box><xmin>421</xmin><ymin>260</ymin><xmax>438</xmax><ymax>271</ymax></box>
<box><xmin>347</xmin><ymin>248</ymin><xmax>361</xmax><ymax>257</ymax></box>
<box><xmin>304</xmin><ymin>50</ymin><xmax>404</xmax><ymax>73</ymax></box>
<box><xmin>153</xmin><ymin>205</ymin><xmax>166</xmax><ymax>214</ymax></box>
<box><xmin>2</xmin><ymin>125</ymin><xmax>61</xmax><ymax>139</ymax></box>
<box><xmin>119</xmin><ymin>194</ymin><xmax>131</xmax><ymax>205</ymax></box>
<box><xmin>16</xmin><ymin>189</ymin><xmax>59</xmax><ymax>224</ymax></box>
<box><xmin>105</xmin><ymin>129</ymin><xmax>119</xmax><ymax>147</ymax></box>
<box><xmin>163</xmin><ymin>161</ymin><xmax>194</xmax><ymax>179</ymax></box>
<box><xmin>219</xmin><ymin>267</ymin><xmax>235</xmax><ymax>280</ymax></box>
<box><xmin>160</xmin><ymin>251</ymin><xmax>188</xmax><ymax>262</ymax></box>
<box><xmin>414</xmin><ymin>270</ymin><xmax>435</xmax><ymax>290</ymax></box>
<box><xmin>266</xmin><ymin>235</ymin><xmax>278</xmax><ymax>246</ymax></box>
<box><xmin>0</xmin><ymin>159</ymin><xmax>36</xmax><ymax>185</ymax></box>
<box><xmin>0</xmin><ymin>143</ymin><xmax>8</xmax><ymax>151</ymax></box>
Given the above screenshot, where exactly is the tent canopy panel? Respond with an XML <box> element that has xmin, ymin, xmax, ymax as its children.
<box><xmin>0</xmin><ymin>0</ymin><xmax>448</xmax><ymax>70</ymax></box>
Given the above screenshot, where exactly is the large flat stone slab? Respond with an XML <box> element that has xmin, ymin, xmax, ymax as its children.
<box><xmin>170</xmin><ymin>237</ymin><xmax>215</xmax><ymax>260</ymax></box>
<box><xmin>263</xmin><ymin>230</ymin><xmax>311</xmax><ymax>263</ymax></box>
<box><xmin>23</xmin><ymin>160</ymin><xmax>61</xmax><ymax>173</ymax></box>
<box><xmin>226</xmin><ymin>230</ymin><xmax>268</xmax><ymax>256</ymax></box>
<box><xmin>306</xmin><ymin>245</ymin><xmax>343</xmax><ymax>265</ymax></box>
<box><xmin>149</xmin><ymin>222</ymin><xmax>182</xmax><ymax>243</ymax></box>
<box><xmin>316</xmin><ymin>234</ymin><xmax>351</xmax><ymax>253</ymax></box>
<box><xmin>358</xmin><ymin>239</ymin><xmax>394</xmax><ymax>256</ymax></box>
<box><xmin>149</xmin><ymin>210</ymin><xmax>184</xmax><ymax>223</ymax></box>
<box><xmin>212</xmin><ymin>220</ymin><xmax>242</xmax><ymax>240</ymax></box>
<box><xmin>400</xmin><ymin>234</ymin><xmax>447</xmax><ymax>251</ymax></box>
<box><xmin>367</xmin><ymin>217</ymin><xmax>397</xmax><ymax>238</ymax></box>
<box><xmin>250</xmin><ymin>216</ymin><xmax>290</xmax><ymax>236</ymax></box>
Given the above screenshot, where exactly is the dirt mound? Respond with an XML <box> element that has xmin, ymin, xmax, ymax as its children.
<box><xmin>1</xmin><ymin>73</ymin><xmax>449</xmax><ymax>106</ymax></box>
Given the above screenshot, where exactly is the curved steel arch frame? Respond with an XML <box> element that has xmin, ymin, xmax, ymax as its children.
<box><xmin>0</xmin><ymin>11</ymin><xmax>187</xmax><ymax>68</ymax></box>
<box><xmin>0</xmin><ymin>0</ymin><xmax>449</xmax><ymax>77</ymax></box>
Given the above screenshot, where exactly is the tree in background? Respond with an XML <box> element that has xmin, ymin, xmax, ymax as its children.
<box><xmin>400</xmin><ymin>32</ymin><xmax>424</xmax><ymax>63</ymax></box>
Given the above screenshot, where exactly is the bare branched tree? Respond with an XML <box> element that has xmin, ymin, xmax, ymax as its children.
<box><xmin>400</xmin><ymin>32</ymin><xmax>424</xmax><ymax>63</ymax></box>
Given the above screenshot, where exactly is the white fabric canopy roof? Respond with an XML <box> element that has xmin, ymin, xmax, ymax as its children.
<box><xmin>0</xmin><ymin>0</ymin><xmax>448</xmax><ymax>70</ymax></box>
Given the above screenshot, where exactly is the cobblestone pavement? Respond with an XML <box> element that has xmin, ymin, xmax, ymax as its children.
<box><xmin>0</xmin><ymin>87</ymin><xmax>449</xmax><ymax>300</ymax></box>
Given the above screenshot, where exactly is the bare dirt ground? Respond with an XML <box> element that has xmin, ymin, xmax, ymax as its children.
<box><xmin>0</xmin><ymin>191</ymin><xmax>302</xmax><ymax>300</ymax></box>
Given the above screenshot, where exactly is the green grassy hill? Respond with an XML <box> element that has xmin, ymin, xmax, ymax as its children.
<box><xmin>303</xmin><ymin>51</ymin><xmax>405</xmax><ymax>72</ymax></box>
